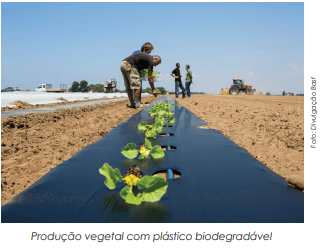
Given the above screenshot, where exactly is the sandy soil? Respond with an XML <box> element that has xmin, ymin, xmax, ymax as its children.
<box><xmin>172</xmin><ymin>94</ymin><xmax>304</xmax><ymax>191</ymax></box>
<box><xmin>1</xmin><ymin>96</ymin><xmax>156</xmax><ymax>205</ymax></box>
<box><xmin>1</xmin><ymin>96</ymin><xmax>128</xmax><ymax>112</ymax></box>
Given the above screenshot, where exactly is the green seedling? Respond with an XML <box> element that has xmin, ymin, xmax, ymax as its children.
<box><xmin>139</xmin><ymin>70</ymin><xmax>160</xmax><ymax>79</ymax></box>
<box><xmin>99</xmin><ymin>163</ymin><xmax>168</xmax><ymax>205</ymax></box>
<box><xmin>121</xmin><ymin>138</ymin><xmax>165</xmax><ymax>160</ymax></box>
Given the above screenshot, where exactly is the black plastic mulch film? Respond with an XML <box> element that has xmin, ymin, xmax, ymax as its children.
<box><xmin>1</xmin><ymin>96</ymin><xmax>304</xmax><ymax>223</ymax></box>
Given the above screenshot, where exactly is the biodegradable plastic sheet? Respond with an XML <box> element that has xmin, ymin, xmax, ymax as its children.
<box><xmin>1</xmin><ymin>96</ymin><xmax>304</xmax><ymax>223</ymax></box>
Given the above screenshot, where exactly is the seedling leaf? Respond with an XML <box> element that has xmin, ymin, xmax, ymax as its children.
<box><xmin>151</xmin><ymin>145</ymin><xmax>165</xmax><ymax>159</ymax></box>
<box><xmin>121</xmin><ymin>143</ymin><xmax>139</xmax><ymax>159</ymax></box>
<box><xmin>99</xmin><ymin>163</ymin><xmax>123</xmax><ymax>189</ymax></box>
<box><xmin>137</xmin><ymin>175</ymin><xmax>168</xmax><ymax>202</ymax></box>
<box><xmin>145</xmin><ymin>137</ymin><xmax>152</xmax><ymax>149</ymax></box>
<box><xmin>120</xmin><ymin>185</ymin><xmax>143</xmax><ymax>205</ymax></box>
<box><xmin>138</xmin><ymin>121</ymin><xmax>148</xmax><ymax>131</ymax></box>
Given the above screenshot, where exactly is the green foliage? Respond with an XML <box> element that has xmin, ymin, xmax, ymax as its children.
<box><xmin>282</xmin><ymin>91</ymin><xmax>286</xmax><ymax>96</ymax></box>
<box><xmin>121</xmin><ymin>143</ymin><xmax>139</xmax><ymax>159</ymax></box>
<box><xmin>148</xmin><ymin>101</ymin><xmax>175</xmax><ymax>126</ymax></box>
<box><xmin>137</xmin><ymin>175</ymin><xmax>168</xmax><ymax>203</ymax></box>
<box><xmin>121</xmin><ymin>138</ymin><xmax>164</xmax><ymax>160</ymax></box>
<box><xmin>88</xmin><ymin>84</ymin><xmax>104</xmax><ymax>92</ymax></box>
<box><xmin>120</xmin><ymin>186</ymin><xmax>143</xmax><ymax>205</ymax></box>
<box><xmin>145</xmin><ymin>138</ymin><xmax>152</xmax><ymax>150</ymax></box>
<box><xmin>120</xmin><ymin>175</ymin><xmax>168</xmax><ymax>205</ymax></box>
<box><xmin>156</xmin><ymin>87</ymin><xmax>166</xmax><ymax>94</ymax></box>
<box><xmin>69</xmin><ymin>81</ymin><xmax>80</xmax><ymax>92</ymax></box>
<box><xmin>140</xmin><ymin>70</ymin><xmax>160</xmax><ymax>79</ymax></box>
<box><xmin>138</xmin><ymin>121</ymin><xmax>148</xmax><ymax>131</ymax></box>
<box><xmin>79</xmin><ymin>80</ymin><xmax>89</xmax><ymax>92</ymax></box>
<box><xmin>142</xmin><ymin>87</ymin><xmax>152</xmax><ymax>94</ymax></box>
<box><xmin>150</xmin><ymin>145</ymin><xmax>164</xmax><ymax>159</ymax></box>
<box><xmin>99</xmin><ymin>163</ymin><xmax>123</xmax><ymax>189</ymax></box>
<box><xmin>99</xmin><ymin>164</ymin><xmax>168</xmax><ymax>205</ymax></box>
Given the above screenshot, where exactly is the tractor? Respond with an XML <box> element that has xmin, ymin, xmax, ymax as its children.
<box><xmin>228</xmin><ymin>79</ymin><xmax>255</xmax><ymax>95</ymax></box>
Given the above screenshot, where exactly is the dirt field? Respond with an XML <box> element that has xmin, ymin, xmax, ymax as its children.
<box><xmin>1</xmin><ymin>96</ymin><xmax>155</xmax><ymax>205</ymax></box>
<box><xmin>172</xmin><ymin>94</ymin><xmax>304</xmax><ymax>191</ymax></box>
<box><xmin>1</xmin><ymin>94</ymin><xmax>304</xmax><ymax>205</ymax></box>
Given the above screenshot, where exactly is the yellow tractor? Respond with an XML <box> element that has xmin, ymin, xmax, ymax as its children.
<box><xmin>220</xmin><ymin>88</ymin><xmax>228</xmax><ymax>95</ymax></box>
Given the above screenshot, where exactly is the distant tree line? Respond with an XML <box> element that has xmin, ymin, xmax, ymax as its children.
<box><xmin>68</xmin><ymin>81</ymin><xmax>108</xmax><ymax>93</ymax></box>
<box><xmin>282</xmin><ymin>91</ymin><xmax>296</xmax><ymax>96</ymax></box>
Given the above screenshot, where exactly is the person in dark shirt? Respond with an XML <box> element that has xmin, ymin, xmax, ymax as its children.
<box><xmin>170</xmin><ymin>63</ymin><xmax>186</xmax><ymax>98</ymax></box>
<box><xmin>132</xmin><ymin>43</ymin><xmax>154</xmax><ymax>104</ymax></box>
<box><xmin>120</xmin><ymin>52</ymin><xmax>161</xmax><ymax>108</ymax></box>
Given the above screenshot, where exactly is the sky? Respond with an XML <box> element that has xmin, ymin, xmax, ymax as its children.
<box><xmin>1</xmin><ymin>2</ymin><xmax>305</xmax><ymax>95</ymax></box>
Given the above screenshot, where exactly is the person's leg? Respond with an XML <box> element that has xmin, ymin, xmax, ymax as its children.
<box><xmin>185</xmin><ymin>81</ymin><xmax>191</xmax><ymax>97</ymax></box>
<box><xmin>175</xmin><ymin>81</ymin><xmax>179</xmax><ymax>98</ymax></box>
<box><xmin>179</xmin><ymin>82</ymin><xmax>186</xmax><ymax>97</ymax></box>
<box><xmin>129</xmin><ymin>64</ymin><xmax>142</xmax><ymax>107</ymax></box>
<box><xmin>120</xmin><ymin>61</ymin><xmax>133</xmax><ymax>104</ymax></box>
<box><xmin>134</xmin><ymin>88</ymin><xmax>141</xmax><ymax>101</ymax></box>
<box><xmin>139</xmin><ymin>80</ymin><xmax>142</xmax><ymax>103</ymax></box>
<box><xmin>127</xmin><ymin>90</ymin><xmax>134</xmax><ymax>103</ymax></box>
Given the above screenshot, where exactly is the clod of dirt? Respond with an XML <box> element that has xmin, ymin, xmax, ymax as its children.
<box><xmin>13</xmin><ymin>101</ymin><xmax>33</xmax><ymax>109</ymax></box>
<box><xmin>125</xmin><ymin>165</ymin><xmax>143</xmax><ymax>179</ymax></box>
<box><xmin>57</xmin><ymin>97</ymin><xmax>69</xmax><ymax>102</ymax></box>
<box><xmin>286</xmin><ymin>175</ymin><xmax>304</xmax><ymax>190</ymax></box>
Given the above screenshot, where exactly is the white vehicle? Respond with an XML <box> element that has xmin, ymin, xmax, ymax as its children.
<box><xmin>35</xmin><ymin>84</ymin><xmax>66</xmax><ymax>93</ymax></box>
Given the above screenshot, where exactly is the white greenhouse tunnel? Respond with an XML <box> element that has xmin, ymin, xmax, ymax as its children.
<box><xmin>1</xmin><ymin>92</ymin><xmax>150</xmax><ymax>108</ymax></box>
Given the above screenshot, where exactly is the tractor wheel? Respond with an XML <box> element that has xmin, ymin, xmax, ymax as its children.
<box><xmin>246</xmin><ymin>88</ymin><xmax>253</xmax><ymax>95</ymax></box>
<box><xmin>229</xmin><ymin>85</ymin><xmax>239</xmax><ymax>95</ymax></box>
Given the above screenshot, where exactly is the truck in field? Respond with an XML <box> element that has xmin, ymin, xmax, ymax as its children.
<box><xmin>35</xmin><ymin>84</ymin><xmax>66</xmax><ymax>93</ymax></box>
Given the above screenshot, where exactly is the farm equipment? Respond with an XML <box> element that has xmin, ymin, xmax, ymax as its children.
<box><xmin>228</xmin><ymin>79</ymin><xmax>256</xmax><ymax>95</ymax></box>
<box><xmin>220</xmin><ymin>88</ymin><xmax>228</xmax><ymax>95</ymax></box>
<box><xmin>104</xmin><ymin>79</ymin><xmax>117</xmax><ymax>93</ymax></box>
<box><xmin>35</xmin><ymin>84</ymin><xmax>67</xmax><ymax>93</ymax></box>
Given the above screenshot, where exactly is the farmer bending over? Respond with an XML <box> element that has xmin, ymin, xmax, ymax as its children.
<box><xmin>121</xmin><ymin>52</ymin><xmax>161</xmax><ymax>108</ymax></box>
<box><xmin>132</xmin><ymin>42</ymin><xmax>154</xmax><ymax>104</ymax></box>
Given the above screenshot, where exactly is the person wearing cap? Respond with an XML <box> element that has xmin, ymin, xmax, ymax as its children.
<box><xmin>132</xmin><ymin>43</ymin><xmax>154</xmax><ymax>104</ymax></box>
<box><xmin>185</xmin><ymin>65</ymin><xmax>193</xmax><ymax>98</ymax></box>
<box><xmin>120</xmin><ymin>52</ymin><xmax>161</xmax><ymax>108</ymax></box>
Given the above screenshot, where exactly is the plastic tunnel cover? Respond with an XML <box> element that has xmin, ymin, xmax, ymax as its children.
<box><xmin>1</xmin><ymin>96</ymin><xmax>303</xmax><ymax>223</ymax></box>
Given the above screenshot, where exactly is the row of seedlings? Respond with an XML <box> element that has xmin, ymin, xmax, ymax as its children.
<box><xmin>99</xmin><ymin>101</ymin><xmax>175</xmax><ymax>205</ymax></box>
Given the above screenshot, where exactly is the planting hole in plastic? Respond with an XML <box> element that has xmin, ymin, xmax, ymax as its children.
<box><xmin>153</xmin><ymin>169</ymin><xmax>181</xmax><ymax>180</ymax></box>
<box><xmin>161</xmin><ymin>145</ymin><xmax>177</xmax><ymax>151</ymax></box>
<box><xmin>159</xmin><ymin>133</ymin><xmax>174</xmax><ymax>137</ymax></box>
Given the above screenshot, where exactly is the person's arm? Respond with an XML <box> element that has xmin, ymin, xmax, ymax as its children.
<box><xmin>148</xmin><ymin>69</ymin><xmax>157</xmax><ymax>97</ymax></box>
<box><xmin>189</xmin><ymin>70</ymin><xmax>193</xmax><ymax>83</ymax></box>
<box><xmin>170</xmin><ymin>70</ymin><xmax>178</xmax><ymax>78</ymax></box>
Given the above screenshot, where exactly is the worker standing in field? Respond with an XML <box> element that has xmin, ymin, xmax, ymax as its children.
<box><xmin>170</xmin><ymin>63</ymin><xmax>186</xmax><ymax>98</ymax></box>
<box><xmin>120</xmin><ymin>53</ymin><xmax>161</xmax><ymax>108</ymax></box>
<box><xmin>132</xmin><ymin>43</ymin><xmax>154</xmax><ymax>104</ymax></box>
<box><xmin>185</xmin><ymin>65</ymin><xmax>193</xmax><ymax>98</ymax></box>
